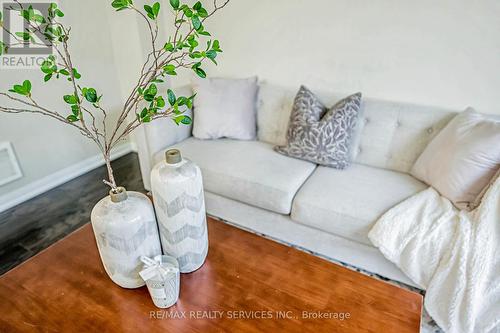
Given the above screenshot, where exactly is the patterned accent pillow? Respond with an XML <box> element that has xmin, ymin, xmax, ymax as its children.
<box><xmin>275</xmin><ymin>86</ymin><xmax>362</xmax><ymax>169</ymax></box>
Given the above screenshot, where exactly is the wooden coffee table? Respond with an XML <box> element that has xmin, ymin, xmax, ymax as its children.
<box><xmin>0</xmin><ymin>217</ymin><xmax>422</xmax><ymax>332</ymax></box>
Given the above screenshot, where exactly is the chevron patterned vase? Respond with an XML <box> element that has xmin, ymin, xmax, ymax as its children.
<box><xmin>91</xmin><ymin>187</ymin><xmax>162</xmax><ymax>288</ymax></box>
<box><xmin>151</xmin><ymin>149</ymin><xmax>209</xmax><ymax>273</ymax></box>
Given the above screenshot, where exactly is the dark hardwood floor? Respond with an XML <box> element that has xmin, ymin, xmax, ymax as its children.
<box><xmin>0</xmin><ymin>153</ymin><xmax>144</xmax><ymax>275</ymax></box>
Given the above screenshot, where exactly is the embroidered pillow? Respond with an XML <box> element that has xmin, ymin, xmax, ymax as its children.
<box><xmin>275</xmin><ymin>86</ymin><xmax>362</xmax><ymax>169</ymax></box>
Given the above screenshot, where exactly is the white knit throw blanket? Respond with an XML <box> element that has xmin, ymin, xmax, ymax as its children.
<box><xmin>369</xmin><ymin>176</ymin><xmax>500</xmax><ymax>333</ymax></box>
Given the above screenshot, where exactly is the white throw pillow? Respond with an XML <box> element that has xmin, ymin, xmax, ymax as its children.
<box><xmin>192</xmin><ymin>77</ymin><xmax>258</xmax><ymax>140</ymax></box>
<box><xmin>411</xmin><ymin>108</ymin><xmax>500</xmax><ymax>210</ymax></box>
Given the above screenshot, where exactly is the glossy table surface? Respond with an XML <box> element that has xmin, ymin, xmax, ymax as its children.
<box><xmin>0</xmin><ymin>217</ymin><xmax>422</xmax><ymax>332</ymax></box>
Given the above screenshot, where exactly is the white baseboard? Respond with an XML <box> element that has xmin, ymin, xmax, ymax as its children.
<box><xmin>0</xmin><ymin>143</ymin><xmax>135</xmax><ymax>213</ymax></box>
<box><xmin>129</xmin><ymin>141</ymin><xmax>139</xmax><ymax>153</ymax></box>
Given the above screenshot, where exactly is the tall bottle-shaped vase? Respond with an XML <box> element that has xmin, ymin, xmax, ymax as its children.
<box><xmin>151</xmin><ymin>149</ymin><xmax>208</xmax><ymax>273</ymax></box>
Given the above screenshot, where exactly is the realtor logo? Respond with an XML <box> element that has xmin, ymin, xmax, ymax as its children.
<box><xmin>1</xmin><ymin>1</ymin><xmax>55</xmax><ymax>69</ymax></box>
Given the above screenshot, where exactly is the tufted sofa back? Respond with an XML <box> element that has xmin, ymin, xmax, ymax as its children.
<box><xmin>257</xmin><ymin>82</ymin><xmax>457</xmax><ymax>174</ymax></box>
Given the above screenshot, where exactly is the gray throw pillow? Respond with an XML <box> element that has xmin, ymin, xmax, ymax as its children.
<box><xmin>275</xmin><ymin>86</ymin><xmax>362</xmax><ymax>169</ymax></box>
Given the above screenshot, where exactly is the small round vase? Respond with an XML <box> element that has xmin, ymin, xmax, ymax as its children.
<box><xmin>91</xmin><ymin>187</ymin><xmax>162</xmax><ymax>288</ymax></box>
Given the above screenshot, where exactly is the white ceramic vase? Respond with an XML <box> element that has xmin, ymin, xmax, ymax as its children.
<box><xmin>151</xmin><ymin>149</ymin><xmax>208</xmax><ymax>273</ymax></box>
<box><xmin>91</xmin><ymin>187</ymin><xmax>162</xmax><ymax>288</ymax></box>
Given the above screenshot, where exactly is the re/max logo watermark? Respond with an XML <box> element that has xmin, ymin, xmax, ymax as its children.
<box><xmin>1</xmin><ymin>1</ymin><xmax>55</xmax><ymax>69</ymax></box>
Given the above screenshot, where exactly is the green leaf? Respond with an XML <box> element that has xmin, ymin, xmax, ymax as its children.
<box><xmin>191</xmin><ymin>15</ymin><xmax>201</xmax><ymax>30</ymax></box>
<box><xmin>66</xmin><ymin>115</ymin><xmax>79</xmax><ymax>122</ymax></box>
<box><xmin>0</xmin><ymin>41</ymin><xmax>6</xmax><ymax>56</ymax></box>
<box><xmin>167</xmin><ymin>89</ymin><xmax>176</xmax><ymax>106</ymax></box>
<box><xmin>71</xmin><ymin>104</ymin><xmax>80</xmax><ymax>116</ymax></box>
<box><xmin>193</xmin><ymin>2</ymin><xmax>202</xmax><ymax>10</ymax></box>
<box><xmin>143</xmin><ymin>83</ymin><xmax>158</xmax><ymax>102</ymax></box>
<box><xmin>44</xmin><ymin>73</ymin><xmax>52</xmax><ymax>82</ymax></box>
<box><xmin>59</xmin><ymin>69</ymin><xmax>70</xmax><ymax>76</ymax></box>
<box><xmin>181</xmin><ymin>115</ymin><xmax>192</xmax><ymax>125</ymax></box>
<box><xmin>183</xmin><ymin>7</ymin><xmax>193</xmax><ymax>17</ymax></box>
<box><xmin>48</xmin><ymin>3</ymin><xmax>56</xmax><ymax>18</ymax></box>
<box><xmin>198</xmin><ymin>28</ymin><xmax>210</xmax><ymax>36</ymax></box>
<box><xmin>112</xmin><ymin>0</ymin><xmax>132</xmax><ymax>11</ymax></box>
<box><xmin>176</xmin><ymin>96</ymin><xmax>188</xmax><ymax>106</ymax></box>
<box><xmin>84</xmin><ymin>88</ymin><xmax>98</xmax><ymax>103</ymax></box>
<box><xmin>41</xmin><ymin>60</ymin><xmax>55</xmax><ymax>74</ymax></box>
<box><xmin>21</xmin><ymin>9</ymin><xmax>31</xmax><ymax>22</ymax></box>
<box><xmin>63</xmin><ymin>94</ymin><xmax>78</xmax><ymax>104</ymax></box>
<box><xmin>206</xmin><ymin>50</ymin><xmax>217</xmax><ymax>59</ymax></box>
<box><xmin>47</xmin><ymin>4</ymin><xmax>64</xmax><ymax>18</ymax></box>
<box><xmin>206</xmin><ymin>50</ymin><xmax>218</xmax><ymax>65</ymax></box>
<box><xmin>139</xmin><ymin>107</ymin><xmax>152</xmax><ymax>122</ymax></box>
<box><xmin>144</xmin><ymin>94</ymin><xmax>155</xmax><ymax>102</ymax></box>
<box><xmin>149</xmin><ymin>84</ymin><xmax>157</xmax><ymax>95</ymax></box>
<box><xmin>192</xmin><ymin>64</ymin><xmax>206</xmax><ymax>78</ymax></box>
<box><xmin>153</xmin><ymin>2</ymin><xmax>160</xmax><ymax>17</ymax></box>
<box><xmin>184</xmin><ymin>94</ymin><xmax>195</xmax><ymax>109</ymax></box>
<box><xmin>174</xmin><ymin>115</ymin><xmax>192</xmax><ymax>125</ymax></box>
<box><xmin>189</xmin><ymin>51</ymin><xmax>202</xmax><ymax>59</ymax></box>
<box><xmin>8</xmin><ymin>86</ymin><xmax>21</xmax><ymax>95</ymax></box>
<box><xmin>156</xmin><ymin>96</ymin><xmax>165</xmax><ymax>108</ymax></box>
<box><xmin>15</xmin><ymin>32</ymin><xmax>31</xmax><ymax>41</ymax></box>
<box><xmin>164</xmin><ymin>42</ymin><xmax>174</xmax><ymax>52</ymax></box>
<box><xmin>144</xmin><ymin>5</ymin><xmax>155</xmax><ymax>19</ymax></box>
<box><xmin>8</xmin><ymin>81</ymin><xmax>31</xmax><ymax>96</ymax></box>
<box><xmin>111</xmin><ymin>0</ymin><xmax>124</xmax><ymax>9</ymax></box>
<box><xmin>197</xmin><ymin>7</ymin><xmax>208</xmax><ymax>18</ymax></box>
<box><xmin>23</xmin><ymin>80</ymin><xmax>31</xmax><ymax>93</ymax></box>
<box><xmin>212</xmin><ymin>40</ymin><xmax>221</xmax><ymax>52</ymax></box>
<box><xmin>187</xmin><ymin>35</ymin><xmax>199</xmax><ymax>52</ymax></box>
<box><xmin>169</xmin><ymin>0</ymin><xmax>180</xmax><ymax>10</ymax></box>
<box><xmin>33</xmin><ymin>14</ymin><xmax>45</xmax><ymax>24</ymax></box>
<box><xmin>71</xmin><ymin>68</ymin><xmax>82</xmax><ymax>79</ymax></box>
<box><xmin>163</xmin><ymin>64</ymin><xmax>177</xmax><ymax>75</ymax></box>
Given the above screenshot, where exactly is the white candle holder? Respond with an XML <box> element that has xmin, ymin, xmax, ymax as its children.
<box><xmin>140</xmin><ymin>255</ymin><xmax>180</xmax><ymax>308</ymax></box>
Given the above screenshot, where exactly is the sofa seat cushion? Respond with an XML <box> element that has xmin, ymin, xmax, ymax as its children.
<box><xmin>291</xmin><ymin>164</ymin><xmax>427</xmax><ymax>245</ymax></box>
<box><xmin>154</xmin><ymin>138</ymin><xmax>317</xmax><ymax>214</ymax></box>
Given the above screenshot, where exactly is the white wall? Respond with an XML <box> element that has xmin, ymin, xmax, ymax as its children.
<box><xmin>177</xmin><ymin>0</ymin><xmax>500</xmax><ymax>115</ymax></box>
<box><xmin>0</xmin><ymin>0</ymin><xmax>145</xmax><ymax>205</ymax></box>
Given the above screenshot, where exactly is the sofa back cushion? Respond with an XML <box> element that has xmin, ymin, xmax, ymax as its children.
<box><xmin>257</xmin><ymin>82</ymin><xmax>456</xmax><ymax>173</ymax></box>
<box><xmin>411</xmin><ymin>109</ymin><xmax>500</xmax><ymax>210</ymax></box>
<box><xmin>192</xmin><ymin>76</ymin><xmax>258</xmax><ymax>140</ymax></box>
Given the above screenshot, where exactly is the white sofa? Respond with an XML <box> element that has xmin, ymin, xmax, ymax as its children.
<box><xmin>135</xmin><ymin>82</ymin><xmax>456</xmax><ymax>288</ymax></box>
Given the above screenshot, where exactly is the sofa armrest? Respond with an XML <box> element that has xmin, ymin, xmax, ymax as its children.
<box><xmin>135</xmin><ymin>84</ymin><xmax>193</xmax><ymax>190</ymax></box>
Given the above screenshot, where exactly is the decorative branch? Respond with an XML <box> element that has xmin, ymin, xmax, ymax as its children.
<box><xmin>0</xmin><ymin>0</ymin><xmax>230</xmax><ymax>190</ymax></box>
